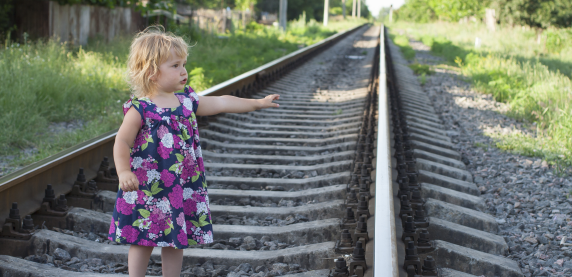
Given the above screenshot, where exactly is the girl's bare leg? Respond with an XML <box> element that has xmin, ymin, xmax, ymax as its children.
<box><xmin>128</xmin><ymin>245</ymin><xmax>154</xmax><ymax>277</ymax></box>
<box><xmin>161</xmin><ymin>247</ymin><xmax>184</xmax><ymax>277</ymax></box>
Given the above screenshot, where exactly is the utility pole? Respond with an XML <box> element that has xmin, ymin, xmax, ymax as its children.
<box><xmin>389</xmin><ymin>4</ymin><xmax>393</xmax><ymax>23</ymax></box>
<box><xmin>323</xmin><ymin>0</ymin><xmax>329</xmax><ymax>26</ymax></box>
<box><xmin>279</xmin><ymin>0</ymin><xmax>287</xmax><ymax>32</ymax></box>
<box><xmin>352</xmin><ymin>0</ymin><xmax>356</xmax><ymax>18</ymax></box>
<box><xmin>357</xmin><ymin>0</ymin><xmax>360</xmax><ymax>19</ymax></box>
<box><xmin>342</xmin><ymin>0</ymin><xmax>346</xmax><ymax>19</ymax></box>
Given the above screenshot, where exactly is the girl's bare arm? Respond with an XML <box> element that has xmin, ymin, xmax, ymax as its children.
<box><xmin>196</xmin><ymin>94</ymin><xmax>280</xmax><ymax>116</ymax></box>
<box><xmin>114</xmin><ymin>107</ymin><xmax>142</xmax><ymax>192</ymax></box>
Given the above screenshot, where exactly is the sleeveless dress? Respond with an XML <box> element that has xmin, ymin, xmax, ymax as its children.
<box><xmin>107</xmin><ymin>86</ymin><xmax>213</xmax><ymax>249</ymax></box>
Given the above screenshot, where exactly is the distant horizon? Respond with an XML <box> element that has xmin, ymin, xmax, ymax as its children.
<box><xmin>366</xmin><ymin>0</ymin><xmax>404</xmax><ymax>17</ymax></box>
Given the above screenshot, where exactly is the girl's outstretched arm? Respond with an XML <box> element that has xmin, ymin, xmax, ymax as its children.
<box><xmin>114</xmin><ymin>107</ymin><xmax>142</xmax><ymax>192</ymax></box>
<box><xmin>196</xmin><ymin>94</ymin><xmax>280</xmax><ymax>116</ymax></box>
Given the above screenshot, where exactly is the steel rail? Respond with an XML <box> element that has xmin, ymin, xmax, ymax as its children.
<box><xmin>373</xmin><ymin>25</ymin><xmax>399</xmax><ymax>276</ymax></box>
<box><xmin>0</xmin><ymin>24</ymin><xmax>365</xmax><ymax>227</ymax></box>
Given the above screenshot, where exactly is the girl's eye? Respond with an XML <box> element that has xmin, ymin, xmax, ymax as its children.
<box><xmin>173</xmin><ymin>64</ymin><xmax>178</xmax><ymax>68</ymax></box>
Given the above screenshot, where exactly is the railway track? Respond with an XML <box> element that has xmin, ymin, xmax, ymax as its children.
<box><xmin>0</xmin><ymin>24</ymin><xmax>525</xmax><ymax>277</ymax></box>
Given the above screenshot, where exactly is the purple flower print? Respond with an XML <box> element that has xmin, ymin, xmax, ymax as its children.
<box><xmin>169</xmin><ymin>185</ymin><xmax>184</xmax><ymax>209</ymax></box>
<box><xmin>176</xmin><ymin>212</ymin><xmax>185</xmax><ymax>227</ymax></box>
<box><xmin>109</xmin><ymin>218</ymin><xmax>115</xmax><ymax>234</ymax></box>
<box><xmin>203</xmin><ymin>231</ymin><xmax>213</xmax><ymax>243</ymax></box>
<box><xmin>170</xmin><ymin>115</ymin><xmax>179</xmax><ymax>131</ymax></box>
<box><xmin>197</xmin><ymin>157</ymin><xmax>204</xmax><ymax>172</ymax></box>
<box><xmin>145</xmin><ymin>111</ymin><xmax>162</xmax><ymax>121</ymax></box>
<box><xmin>136</xmin><ymin>190</ymin><xmax>146</xmax><ymax>205</ymax></box>
<box><xmin>137</xmin><ymin>239</ymin><xmax>157</xmax><ymax>247</ymax></box>
<box><xmin>192</xmin><ymin>192</ymin><xmax>205</xmax><ymax>204</ymax></box>
<box><xmin>150</xmin><ymin>211</ymin><xmax>168</xmax><ymax>230</ymax></box>
<box><xmin>176</xmin><ymin>94</ymin><xmax>186</xmax><ymax>103</ymax></box>
<box><xmin>157</xmin><ymin>142</ymin><xmax>171</xmax><ymax>159</ymax></box>
<box><xmin>183</xmin><ymin>155</ymin><xmax>196</xmax><ymax>168</ymax></box>
<box><xmin>142</xmin><ymin>160</ymin><xmax>158</xmax><ymax>170</ymax></box>
<box><xmin>180</xmin><ymin>157</ymin><xmax>197</xmax><ymax>181</ymax></box>
<box><xmin>186</xmin><ymin>220</ymin><xmax>195</xmax><ymax>235</ymax></box>
<box><xmin>134</xmin><ymin>134</ymin><xmax>145</xmax><ymax>148</ymax></box>
<box><xmin>182</xmin><ymin>106</ymin><xmax>192</xmax><ymax>117</ymax></box>
<box><xmin>185</xmin><ymin>119</ymin><xmax>194</xmax><ymax>132</ymax></box>
<box><xmin>134</xmin><ymin>168</ymin><xmax>148</xmax><ymax>184</ymax></box>
<box><xmin>184</xmin><ymin>199</ymin><xmax>197</xmax><ymax>214</ymax></box>
<box><xmin>173</xmin><ymin>135</ymin><xmax>181</xmax><ymax>149</ymax></box>
<box><xmin>158</xmin><ymin>125</ymin><xmax>169</xmax><ymax>139</ymax></box>
<box><xmin>161</xmin><ymin>169</ymin><xmax>176</xmax><ymax>187</ymax></box>
<box><xmin>111</xmin><ymin>91</ymin><xmax>212</xmax><ymax>249</ymax></box>
<box><xmin>149</xmin><ymin>222</ymin><xmax>161</xmax><ymax>235</ymax></box>
<box><xmin>121</xmin><ymin>225</ymin><xmax>140</xmax><ymax>243</ymax></box>
<box><xmin>181</xmin><ymin>166</ymin><xmax>193</xmax><ymax>182</ymax></box>
<box><xmin>116</xmin><ymin>198</ymin><xmax>134</xmax><ymax>215</ymax></box>
<box><xmin>177</xmin><ymin>230</ymin><xmax>188</xmax><ymax>246</ymax></box>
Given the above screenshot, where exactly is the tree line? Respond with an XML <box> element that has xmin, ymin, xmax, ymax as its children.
<box><xmin>396</xmin><ymin>0</ymin><xmax>572</xmax><ymax>31</ymax></box>
<box><xmin>1</xmin><ymin>0</ymin><xmax>370</xmax><ymax>39</ymax></box>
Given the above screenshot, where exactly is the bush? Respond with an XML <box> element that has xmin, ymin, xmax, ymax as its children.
<box><xmin>545</xmin><ymin>29</ymin><xmax>572</xmax><ymax>54</ymax></box>
<box><xmin>396</xmin><ymin>0</ymin><xmax>436</xmax><ymax>23</ymax></box>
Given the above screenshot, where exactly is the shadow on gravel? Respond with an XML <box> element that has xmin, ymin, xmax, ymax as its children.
<box><xmin>401</xmin><ymin>35</ymin><xmax>572</xmax><ymax>277</ymax></box>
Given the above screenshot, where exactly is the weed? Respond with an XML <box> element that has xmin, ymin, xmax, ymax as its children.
<box><xmin>473</xmin><ymin>142</ymin><xmax>489</xmax><ymax>150</ymax></box>
<box><xmin>390</xmin><ymin>34</ymin><xmax>416</xmax><ymax>60</ymax></box>
<box><xmin>418</xmin><ymin>73</ymin><xmax>427</xmax><ymax>85</ymax></box>
<box><xmin>334</xmin><ymin>109</ymin><xmax>343</xmax><ymax>115</ymax></box>
<box><xmin>408</xmin><ymin>63</ymin><xmax>433</xmax><ymax>75</ymax></box>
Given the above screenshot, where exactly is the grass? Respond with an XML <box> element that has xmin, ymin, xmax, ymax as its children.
<box><xmin>0</xmin><ymin>19</ymin><xmax>365</xmax><ymax>174</ymax></box>
<box><xmin>388</xmin><ymin>21</ymin><xmax>572</xmax><ymax>169</ymax></box>
<box><xmin>390</xmin><ymin>34</ymin><xmax>416</xmax><ymax>60</ymax></box>
<box><xmin>408</xmin><ymin>63</ymin><xmax>433</xmax><ymax>75</ymax></box>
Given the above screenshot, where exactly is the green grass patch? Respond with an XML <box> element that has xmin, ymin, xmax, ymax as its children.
<box><xmin>0</xmin><ymin>19</ymin><xmax>365</xmax><ymax>173</ymax></box>
<box><xmin>408</xmin><ymin>63</ymin><xmax>433</xmax><ymax>75</ymax></box>
<box><xmin>418</xmin><ymin>73</ymin><xmax>427</xmax><ymax>86</ymax></box>
<box><xmin>389</xmin><ymin>34</ymin><xmax>416</xmax><ymax>60</ymax></box>
<box><xmin>389</xmin><ymin>22</ymin><xmax>572</xmax><ymax>169</ymax></box>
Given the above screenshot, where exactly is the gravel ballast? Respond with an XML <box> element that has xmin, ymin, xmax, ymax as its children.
<box><xmin>405</xmin><ymin>36</ymin><xmax>572</xmax><ymax>277</ymax></box>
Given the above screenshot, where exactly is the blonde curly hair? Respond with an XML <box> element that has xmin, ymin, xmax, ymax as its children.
<box><xmin>127</xmin><ymin>25</ymin><xmax>189</xmax><ymax>98</ymax></box>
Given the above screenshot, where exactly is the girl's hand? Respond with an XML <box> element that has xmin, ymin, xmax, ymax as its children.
<box><xmin>118</xmin><ymin>171</ymin><xmax>140</xmax><ymax>192</ymax></box>
<box><xmin>258</xmin><ymin>94</ymin><xmax>280</xmax><ymax>109</ymax></box>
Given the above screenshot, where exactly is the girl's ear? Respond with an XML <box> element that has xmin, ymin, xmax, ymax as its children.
<box><xmin>148</xmin><ymin>68</ymin><xmax>159</xmax><ymax>83</ymax></box>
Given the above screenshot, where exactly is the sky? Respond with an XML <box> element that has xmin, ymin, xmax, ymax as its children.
<box><xmin>365</xmin><ymin>0</ymin><xmax>404</xmax><ymax>16</ymax></box>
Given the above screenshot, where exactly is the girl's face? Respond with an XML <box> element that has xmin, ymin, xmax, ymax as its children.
<box><xmin>152</xmin><ymin>48</ymin><xmax>188</xmax><ymax>94</ymax></box>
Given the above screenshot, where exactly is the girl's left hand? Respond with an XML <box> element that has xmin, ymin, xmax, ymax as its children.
<box><xmin>259</xmin><ymin>94</ymin><xmax>280</xmax><ymax>109</ymax></box>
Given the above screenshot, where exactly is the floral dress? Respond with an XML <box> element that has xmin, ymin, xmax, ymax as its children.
<box><xmin>108</xmin><ymin>86</ymin><xmax>213</xmax><ymax>249</ymax></box>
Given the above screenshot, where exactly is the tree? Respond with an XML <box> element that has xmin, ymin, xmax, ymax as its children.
<box><xmin>255</xmin><ymin>0</ymin><xmax>369</xmax><ymax>22</ymax></box>
<box><xmin>495</xmin><ymin>0</ymin><xmax>572</xmax><ymax>29</ymax></box>
<box><xmin>494</xmin><ymin>0</ymin><xmax>572</xmax><ymax>43</ymax></box>
<box><xmin>0</xmin><ymin>0</ymin><xmax>14</xmax><ymax>39</ymax></box>
<box><xmin>427</xmin><ymin>0</ymin><xmax>491</xmax><ymax>22</ymax></box>
<box><xmin>396</xmin><ymin>0</ymin><xmax>436</xmax><ymax>23</ymax></box>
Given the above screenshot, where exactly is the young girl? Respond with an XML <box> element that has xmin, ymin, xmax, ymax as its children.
<box><xmin>107</xmin><ymin>26</ymin><xmax>280</xmax><ymax>277</ymax></box>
